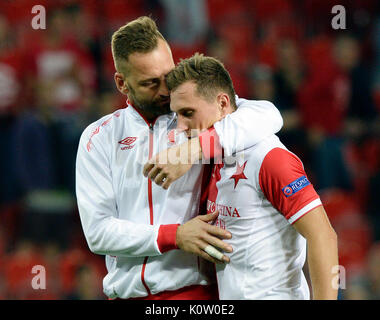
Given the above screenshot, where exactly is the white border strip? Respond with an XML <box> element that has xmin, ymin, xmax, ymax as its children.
<box><xmin>288</xmin><ymin>198</ymin><xmax>322</xmax><ymax>224</ymax></box>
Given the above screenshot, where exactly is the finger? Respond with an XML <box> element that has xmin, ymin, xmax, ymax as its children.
<box><xmin>203</xmin><ymin>245</ymin><xmax>229</xmax><ymax>262</ymax></box>
<box><xmin>147</xmin><ymin>166</ymin><xmax>161</xmax><ymax>181</ymax></box>
<box><xmin>154</xmin><ymin>171</ymin><xmax>167</xmax><ymax>186</ymax></box>
<box><xmin>206</xmin><ymin>224</ymin><xmax>232</xmax><ymax>240</ymax></box>
<box><xmin>143</xmin><ymin>163</ymin><xmax>155</xmax><ymax>177</ymax></box>
<box><xmin>198</xmin><ymin>210</ymin><xmax>219</xmax><ymax>222</ymax></box>
<box><xmin>195</xmin><ymin>241</ymin><xmax>225</xmax><ymax>264</ymax></box>
<box><xmin>162</xmin><ymin>178</ymin><xmax>172</xmax><ymax>190</ymax></box>
<box><xmin>204</xmin><ymin>244</ymin><xmax>223</xmax><ymax>260</ymax></box>
<box><xmin>198</xmin><ymin>248</ymin><xmax>224</xmax><ymax>264</ymax></box>
<box><xmin>197</xmin><ymin>250</ymin><xmax>219</xmax><ymax>264</ymax></box>
<box><xmin>203</xmin><ymin>233</ymin><xmax>233</xmax><ymax>253</ymax></box>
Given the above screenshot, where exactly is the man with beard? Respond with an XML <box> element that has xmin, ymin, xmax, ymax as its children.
<box><xmin>75</xmin><ymin>16</ymin><xmax>283</xmax><ymax>299</ymax></box>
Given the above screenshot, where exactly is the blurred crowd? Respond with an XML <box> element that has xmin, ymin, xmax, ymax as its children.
<box><xmin>0</xmin><ymin>0</ymin><xmax>379</xmax><ymax>300</ymax></box>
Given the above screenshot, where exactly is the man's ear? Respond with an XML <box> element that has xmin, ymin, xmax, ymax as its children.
<box><xmin>217</xmin><ymin>93</ymin><xmax>231</xmax><ymax>116</ymax></box>
<box><xmin>114</xmin><ymin>72</ymin><xmax>129</xmax><ymax>95</ymax></box>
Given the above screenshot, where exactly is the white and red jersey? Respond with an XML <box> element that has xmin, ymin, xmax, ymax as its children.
<box><xmin>75</xmin><ymin>98</ymin><xmax>283</xmax><ymax>299</ymax></box>
<box><xmin>205</xmin><ymin>134</ymin><xmax>322</xmax><ymax>300</ymax></box>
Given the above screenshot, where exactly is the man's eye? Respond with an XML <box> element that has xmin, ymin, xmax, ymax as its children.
<box><xmin>141</xmin><ymin>81</ymin><xmax>157</xmax><ymax>87</ymax></box>
<box><xmin>182</xmin><ymin>111</ymin><xmax>193</xmax><ymax>118</ymax></box>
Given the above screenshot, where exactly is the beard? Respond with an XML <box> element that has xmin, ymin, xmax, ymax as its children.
<box><xmin>128</xmin><ymin>84</ymin><xmax>171</xmax><ymax>118</ymax></box>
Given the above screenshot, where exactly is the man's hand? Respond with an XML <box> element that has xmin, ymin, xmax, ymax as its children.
<box><xmin>143</xmin><ymin>137</ymin><xmax>202</xmax><ymax>189</ymax></box>
<box><xmin>176</xmin><ymin>211</ymin><xmax>233</xmax><ymax>264</ymax></box>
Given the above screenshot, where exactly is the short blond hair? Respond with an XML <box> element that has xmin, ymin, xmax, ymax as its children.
<box><xmin>166</xmin><ymin>53</ymin><xmax>236</xmax><ymax>107</ymax></box>
<box><xmin>111</xmin><ymin>16</ymin><xmax>165</xmax><ymax>73</ymax></box>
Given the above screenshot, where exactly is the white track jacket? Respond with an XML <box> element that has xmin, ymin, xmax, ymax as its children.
<box><xmin>75</xmin><ymin>97</ymin><xmax>283</xmax><ymax>299</ymax></box>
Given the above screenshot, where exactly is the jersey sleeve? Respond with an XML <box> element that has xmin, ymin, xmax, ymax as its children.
<box><xmin>258</xmin><ymin>147</ymin><xmax>322</xmax><ymax>224</ymax></box>
<box><xmin>198</xmin><ymin>98</ymin><xmax>283</xmax><ymax>159</ymax></box>
<box><xmin>76</xmin><ymin>125</ymin><xmax>178</xmax><ymax>257</ymax></box>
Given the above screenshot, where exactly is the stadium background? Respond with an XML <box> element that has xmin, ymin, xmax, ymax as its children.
<box><xmin>0</xmin><ymin>0</ymin><xmax>379</xmax><ymax>300</ymax></box>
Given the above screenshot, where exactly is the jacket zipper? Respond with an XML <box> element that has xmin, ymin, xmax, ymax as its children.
<box><xmin>141</xmin><ymin>122</ymin><xmax>154</xmax><ymax>296</ymax></box>
<box><xmin>127</xmin><ymin>101</ymin><xmax>157</xmax><ymax>296</ymax></box>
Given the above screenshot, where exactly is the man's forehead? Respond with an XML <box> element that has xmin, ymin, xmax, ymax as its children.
<box><xmin>127</xmin><ymin>41</ymin><xmax>174</xmax><ymax>80</ymax></box>
<box><xmin>171</xmin><ymin>82</ymin><xmax>206</xmax><ymax>112</ymax></box>
<box><xmin>172</xmin><ymin>81</ymin><xmax>197</xmax><ymax>97</ymax></box>
<box><xmin>127</xmin><ymin>60</ymin><xmax>163</xmax><ymax>80</ymax></box>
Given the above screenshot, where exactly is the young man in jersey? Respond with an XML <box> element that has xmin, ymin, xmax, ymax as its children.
<box><xmin>75</xmin><ymin>17</ymin><xmax>283</xmax><ymax>299</ymax></box>
<box><xmin>144</xmin><ymin>53</ymin><xmax>339</xmax><ymax>299</ymax></box>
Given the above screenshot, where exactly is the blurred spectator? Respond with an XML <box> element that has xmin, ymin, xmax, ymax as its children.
<box><xmin>0</xmin><ymin>115</ymin><xmax>19</xmax><ymax>206</ymax></box>
<box><xmin>248</xmin><ymin>64</ymin><xmax>275</xmax><ymax>101</ymax></box>
<box><xmin>12</xmin><ymin>106</ymin><xmax>57</xmax><ymax>193</ymax></box>
<box><xmin>274</xmin><ymin>39</ymin><xmax>304</xmax><ymax>112</ymax></box>
<box><xmin>249</xmin><ymin>0</ymin><xmax>294</xmax><ymax>26</ymax></box>
<box><xmin>296</xmin><ymin>34</ymin><xmax>373</xmax><ymax>190</ymax></box>
<box><xmin>374</xmin><ymin>16</ymin><xmax>380</xmax><ymax>111</ymax></box>
<box><xmin>272</xmin><ymin>39</ymin><xmax>310</xmax><ymax>162</ymax></box>
<box><xmin>96</xmin><ymin>91</ymin><xmax>125</xmax><ymax>117</ymax></box>
<box><xmin>25</xmin><ymin>6</ymin><xmax>96</xmax><ymax>192</ymax></box>
<box><xmin>11</xmin><ymin>81</ymin><xmax>77</xmax><ymax>248</ymax></box>
<box><xmin>59</xmin><ymin>246</ymin><xmax>105</xmax><ymax>299</ymax></box>
<box><xmin>66</xmin><ymin>265</ymin><xmax>104</xmax><ymax>300</ymax></box>
<box><xmin>206</xmin><ymin>2</ymin><xmax>255</xmax><ymax>97</ymax></box>
<box><xmin>101</xmin><ymin>0</ymin><xmax>145</xmax><ymax>30</ymax></box>
<box><xmin>207</xmin><ymin>0</ymin><xmax>249</xmax><ymax>25</ymax></box>
<box><xmin>0</xmin><ymin>15</ymin><xmax>22</xmax><ymax>116</ymax></box>
<box><xmin>41</xmin><ymin>243</ymin><xmax>64</xmax><ymax>297</ymax></box>
<box><xmin>0</xmin><ymin>226</ymin><xmax>7</xmax><ymax>299</ymax></box>
<box><xmin>247</xmin><ymin>62</ymin><xmax>309</xmax><ymax>163</ymax></box>
<box><xmin>206</xmin><ymin>34</ymin><xmax>250</xmax><ymax>97</ymax></box>
<box><xmin>0</xmin><ymin>15</ymin><xmax>23</xmax><ymax>207</ymax></box>
<box><xmin>298</xmin><ymin>35</ymin><xmax>349</xmax><ymax>137</ymax></box>
<box><xmin>159</xmin><ymin>0</ymin><xmax>208</xmax><ymax>47</ymax></box>
<box><xmin>344</xmin><ymin>243</ymin><xmax>380</xmax><ymax>300</ymax></box>
<box><xmin>339</xmin><ymin>35</ymin><xmax>377</xmax><ymax>139</ymax></box>
<box><xmin>344</xmin><ymin>275</ymin><xmax>372</xmax><ymax>300</ymax></box>
<box><xmin>4</xmin><ymin>6</ymin><xmax>99</xmax><ymax>250</ymax></box>
<box><xmin>367</xmin><ymin>243</ymin><xmax>380</xmax><ymax>299</ymax></box>
<box><xmin>27</xmin><ymin>7</ymin><xmax>96</xmax><ymax>115</ymax></box>
<box><xmin>319</xmin><ymin>189</ymin><xmax>372</xmax><ymax>281</ymax></box>
<box><xmin>346</xmin><ymin>132</ymin><xmax>380</xmax><ymax>209</ymax></box>
<box><xmin>3</xmin><ymin>240</ymin><xmax>47</xmax><ymax>299</ymax></box>
<box><xmin>367</xmin><ymin>167</ymin><xmax>380</xmax><ymax>241</ymax></box>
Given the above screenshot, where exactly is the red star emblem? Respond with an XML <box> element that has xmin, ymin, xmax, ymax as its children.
<box><xmin>230</xmin><ymin>161</ymin><xmax>248</xmax><ymax>189</ymax></box>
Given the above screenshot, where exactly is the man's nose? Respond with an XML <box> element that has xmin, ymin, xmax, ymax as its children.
<box><xmin>158</xmin><ymin>80</ymin><xmax>169</xmax><ymax>98</ymax></box>
<box><xmin>176</xmin><ymin>116</ymin><xmax>188</xmax><ymax>132</ymax></box>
